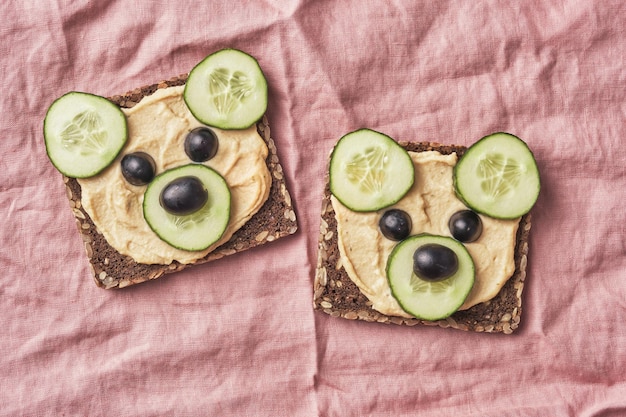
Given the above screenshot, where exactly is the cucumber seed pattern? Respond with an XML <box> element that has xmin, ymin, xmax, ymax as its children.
<box><xmin>208</xmin><ymin>68</ymin><xmax>254</xmax><ymax>116</ymax></box>
<box><xmin>410</xmin><ymin>273</ymin><xmax>453</xmax><ymax>294</ymax></box>
<box><xmin>477</xmin><ymin>153</ymin><xmax>522</xmax><ymax>198</ymax></box>
<box><xmin>344</xmin><ymin>146</ymin><xmax>388</xmax><ymax>194</ymax></box>
<box><xmin>167</xmin><ymin>202</ymin><xmax>212</xmax><ymax>230</ymax></box>
<box><xmin>60</xmin><ymin>109</ymin><xmax>107</xmax><ymax>155</ymax></box>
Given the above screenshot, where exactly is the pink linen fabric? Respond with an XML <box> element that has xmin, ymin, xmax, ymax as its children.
<box><xmin>1</xmin><ymin>1</ymin><xmax>625</xmax><ymax>415</ymax></box>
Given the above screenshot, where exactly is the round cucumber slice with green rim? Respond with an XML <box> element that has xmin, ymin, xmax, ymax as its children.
<box><xmin>454</xmin><ymin>132</ymin><xmax>540</xmax><ymax>219</ymax></box>
<box><xmin>43</xmin><ymin>92</ymin><xmax>127</xmax><ymax>178</ymax></box>
<box><xmin>329</xmin><ymin>129</ymin><xmax>415</xmax><ymax>212</ymax></box>
<box><xmin>143</xmin><ymin>164</ymin><xmax>231</xmax><ymax>251</ymax></box>
<box><xmin>184</xmin><ymin>48</ymin><xmax>268</xmax><ymax>130</ymax></box>
<box><xmin>387</xmin><ymin>234</ymin><xmax>475</xmax><ymax>321</ymax></box>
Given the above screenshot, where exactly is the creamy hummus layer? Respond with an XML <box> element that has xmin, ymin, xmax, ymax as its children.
<box><xmin>78</xmin><ymin>86</ymin><xmax>271</xmax><ymax>264</ymax></box>
<box><xmin>333</xmin><ymin>150</ymin><xmax>519</xmax><ymax>317</ymax></box>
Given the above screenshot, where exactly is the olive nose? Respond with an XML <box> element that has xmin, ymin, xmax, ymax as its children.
<box><xmin>159</xmin><ymin>175</ymin><xmax>208</xmax><ymax>216</ymax></box>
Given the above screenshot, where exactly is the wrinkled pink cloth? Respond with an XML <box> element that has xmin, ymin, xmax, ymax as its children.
<box><xmin>2</xmin><ymin>1</ymin><xmax>625</xmax><ymax>416</ymax></box>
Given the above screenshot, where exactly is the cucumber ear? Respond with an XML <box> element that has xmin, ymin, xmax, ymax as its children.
<box><xmin>454</xmin><ymin>133</ymin><xmax>540</xmax><ymax>219</ymax></box>
<box><xmin>329</xmin><ymin>129</ymin><xmax>414</xmax><ymax>212</ymax></box>
<box><xmin>183</xmin><ymin>49</ymin><xmax>268</xmax><ymax>130</ymax></box>
<box><xmin>44</xmin><ymin>92</ymin><xmax>128</xmax><ymax>178</ymax></box>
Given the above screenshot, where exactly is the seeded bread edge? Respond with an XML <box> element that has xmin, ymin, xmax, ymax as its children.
<box><xmin>64</xmin><ymin>75</ymin><xmax>298</xmax><ymax>289</ymax></box>
<box><xmin>313</xmin><ymin>141</ymin><xmax>531</xmax><ymax>333</ymax></box>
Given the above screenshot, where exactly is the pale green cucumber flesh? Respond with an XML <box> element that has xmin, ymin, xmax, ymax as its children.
<box><xmin>387</xmin><ymin>234</ymin><xmax>475</xmax><ymax>321</ymax></box>
<box><xmin>184</xmin><ymin>48</ymin><xmax>268</xmax><ymax>130</ymax></box>
<box><xmin>454</xmin><ymin>132</ymin><xmax>540</xmax><ymax>219</ymax></box>
<box><xmin>143</xmin><ymin>164</ymin><xmax>231</xmax><ymax>251</ymax></box>
<box><xmin>43</xmin><ymin>92</ymin><xmax>128</xmax><ymax>178</ymax></box>
<box><xmin>329</xmin><ymin>129</ymin><xmax>415</xmax><ymax>212</ymax></box>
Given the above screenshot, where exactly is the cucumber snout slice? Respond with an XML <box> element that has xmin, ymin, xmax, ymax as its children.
<box><xmin>44</xmin><ymin>92</ymin><xmax>128</xmax><ymax>178</ymax></box>
<box><xmin>387</xmin><ymin>234</ymin><xmax>475</xmax><ymax>321</ymax></box>
<box><xmin>143</xmin><ymin>164</ymin><xmax>231</xmax><ymax>251</ymax></box>
<box><xmin>454</xmin><ymin>132</ymin><xmax>540</xmax><ymax>219</ymax></box>
<box><xmin>329</xmin><ymin>129</ymin><xmax>415</xmax><ymax>212</ymax></box>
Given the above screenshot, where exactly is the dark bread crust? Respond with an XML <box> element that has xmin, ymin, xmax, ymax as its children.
<box><xmin>313</xmin><ymin>141</ymin><xmax>531</xmax><ymax>333</ymax></box>
<box><xmin>64</xmin><ymin>75</ymin><xmax>297</xmax><ymax>289</ymax></box>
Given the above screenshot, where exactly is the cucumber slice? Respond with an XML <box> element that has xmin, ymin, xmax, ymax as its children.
<box><xmin>387</xmin><ymin>234</ymin><xmax>475</xmax><ymax>321</ymax></box>
<box><xmin>143</xmin><ymin>164</ymin><xmax>231</xmax><ymax>251</ymax></box>
<box><xmin>329</xmin><ymin>129</ymin><xmax>414</xmax><ymax>212</ymax></box>
<box><xmin>43</xmin><ymin>92</ymin><xmax>127</xmax><ymax>178</ymax></box>
<box><xmin>454</xmin><ymin>132</ymin><xmax>540</xmax><ymax>219</ymax></box>
<box><xmin>184</xmin><ymin>49</ymin><xmax>268</xmax><ymax>130</ymax></box>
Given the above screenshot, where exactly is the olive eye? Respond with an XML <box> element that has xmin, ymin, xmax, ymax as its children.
<box><xmin>184</xmin><ymin>127</ymin><xmax>219</xmax><ymax>162</ymax></box>
<box><xmin>121</xmin><ymin>152</ymin><xmax>156</xmax><ymax>185</ymax></box>
<box><xmin>379</xmin><ymin>209</ymin><xmax>412</xmax><ymax>241</ymax></box>
<box><xmin>448</xmin><ymin>210</ymin><xmax>482</xmax><ymax>243</ymax></box>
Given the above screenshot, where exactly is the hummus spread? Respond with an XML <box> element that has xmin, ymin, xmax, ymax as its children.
<box><xmin>333</xmin><ymin>150</ymin><xmax>519</xmax><ymax>317</ymax></box>
<box><xmin>78</xmin><ymin>86</ymin><xmax>271</xmax><ymax>264</ymax></box>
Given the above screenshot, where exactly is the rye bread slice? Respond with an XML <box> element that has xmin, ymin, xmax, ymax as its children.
<box><xmin>313</xmin><ymin>141</ymin><xmax>531</xmax><ymax>334</ymax></box>
<box><xmin>64</xmin><ymin>74</ymin><xmax>297</xmax><ymax>289</ymax></box>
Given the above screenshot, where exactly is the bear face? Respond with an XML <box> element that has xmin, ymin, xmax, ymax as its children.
<box><xmin>331</xmin><ymin>145</ymin><xmax>520</xmax><ymax>318</ymax></box>
<box><xmin>77</xmin><ymin>86</ymin><xmax>271</xmax><ymax>265</ymax></box>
